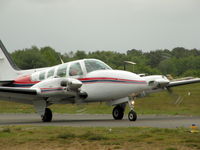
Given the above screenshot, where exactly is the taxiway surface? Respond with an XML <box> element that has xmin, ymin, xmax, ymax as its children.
<box><xmin>0</xmin><ymin>114</ymin><xmax>199</xmax><ymax>128</ymax></box>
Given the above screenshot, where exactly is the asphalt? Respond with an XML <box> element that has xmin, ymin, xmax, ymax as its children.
<box><xmin>0</xmin><ymin>113</ymin><xmax>199</xmax><ymax>129</ymax></box>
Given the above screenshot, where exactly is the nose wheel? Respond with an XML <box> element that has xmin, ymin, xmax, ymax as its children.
<box><xmin>128</xmin><ymin>110</ymin><xmax>137</xmax><ymax>121</ymax></box>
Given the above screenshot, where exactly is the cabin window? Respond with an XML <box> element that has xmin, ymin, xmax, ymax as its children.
<box><xmin>47</xmin><ymin>68</ymin><xmax>55</xmax><ymax>78</ymax></box>
<box><xmin>69</xmin><ymin>62</ymin><xmax>83</xmax><ymax>76</ymax></box>
<box><xmin>57</xmin><ymin>64</ymin><xmax>68</xmax><ymax>77</ymax></box>
<box><xmin>39</xmin><ymin>72</ymin><xmax>45</xmax><ymax>81</ymax></box>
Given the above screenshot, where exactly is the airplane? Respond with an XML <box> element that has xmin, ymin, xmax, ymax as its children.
<box><xmin>0</xmin><ymin>40</ymin><xmax>200</xmax><ymax>122</ymax></box>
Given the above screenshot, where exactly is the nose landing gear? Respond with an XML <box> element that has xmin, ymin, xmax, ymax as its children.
<box><xmin>128</xmin><ymin>100</ymin><xmax>137</xmax><ymax>121</ymax></box>
<box><xmin>128</xmin><ymin>110</ymin><xmax>137</xmax><ymax>121</ymax></box>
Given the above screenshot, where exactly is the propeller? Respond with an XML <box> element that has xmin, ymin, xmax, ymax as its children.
<box><xmin>74</xmin><ymin>92</ymin><xmax>88</xmax><ymax>114</ymax></box>
<box><xmin>60</xmin><ymin>78</ymin><xmax>88</xmax><ymax>113</ymax></box>
<box><xmin>166</xmin><ymin>86</ymin><xmax>173</xmax><ymax>94</ymax></box>
<box><xmin>166</xmin><ymin>84</ymin><xmax>184</xmax><ymax>105</ymax></box>
<box><xmin>75</xmin><ymin>103</ymin><xmax>87</xmax><ymax>114</ymax></box>
<box><xmin>147</xmin><ymin>76</ymin><xmax>185</xmax><ymax>105</ymax></box>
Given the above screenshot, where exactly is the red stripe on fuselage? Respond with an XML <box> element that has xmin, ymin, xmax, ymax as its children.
<box><xmin>13</xmin><ymin>76</ymin><xmax>146</xmax><ymax>86</ymax></box>
<box><xmin>14</xmin><ymin>75</ymin><xmax>39</xmax><ymax>84</ymax></box>
<box><xmin>79</xmin><ymin>77</ymin><xmax>146</xmax><ymax>83</ymax></box>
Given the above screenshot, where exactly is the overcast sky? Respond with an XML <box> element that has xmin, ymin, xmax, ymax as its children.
<box><xmin>0</xmin><ymin>0</ymin><xmax>200</xmax><ymax>53</ymax></box>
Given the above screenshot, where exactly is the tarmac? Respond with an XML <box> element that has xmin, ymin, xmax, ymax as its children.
<box><xmin>0</xmin><ymin>113</ymin><xmax>200</xmax><ymax>129</ymax></box>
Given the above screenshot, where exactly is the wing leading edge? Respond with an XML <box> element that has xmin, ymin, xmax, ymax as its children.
<box><xmin>0</xmin><ymin>87</ymin><xmax>37</xmax><ymax>95</ymax></box>
<box><xmin>0</xmin><ymin>87</ymin><xmax>38</xmax><ymax>104</ymax></box>
<box><xmin>167</xmin><ymin>78</ymin><xmax>200</xmax><ymax>88</ymax></box>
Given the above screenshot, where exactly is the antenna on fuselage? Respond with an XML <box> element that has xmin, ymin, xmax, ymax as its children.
<box><xmin>124</xmin><ymin>61</ymin><xmax>136</xmax><ymax>72</ymax></box>
<box><xmin>59</xmin><ymin>56</ymin><xmax>64</xmax><ymax>64</ymax></box>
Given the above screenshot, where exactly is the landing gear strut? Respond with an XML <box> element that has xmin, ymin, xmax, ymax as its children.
<box><xmin>128</xmin><ymin>100</ymin><xmax>137</xmax><ymax>121</ymax></box>
<box><xmin>42</xmin><ymin>108</ymin><xmax>52</xmax><ymax>122</ymax></box>
<box><xmin>112</xmin><ymin>105</ymin><xmax>125</xmax><ymax>120</ymax></box>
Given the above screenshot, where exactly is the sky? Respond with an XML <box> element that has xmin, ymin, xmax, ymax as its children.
<box><xmin>0</xmin><ymin>0</ymin><xmax>200</xmax><ymax>53</ymax></box>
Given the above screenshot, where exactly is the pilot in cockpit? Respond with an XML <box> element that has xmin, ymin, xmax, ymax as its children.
<box><xmin>69</xmin><ymin>62</ymin><xmax>83</xmax><ymax>76</ymax></box>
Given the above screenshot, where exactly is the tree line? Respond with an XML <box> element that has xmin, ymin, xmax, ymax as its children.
<box><xmin>11</xmin><ymin>46</ymin><xmax>200</xmax><ymax>77</ymax></box>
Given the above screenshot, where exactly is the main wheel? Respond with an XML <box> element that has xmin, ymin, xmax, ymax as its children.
<box><xmin>128</xmin><ymin>110</ymin><xmax>137</xmax><ymax>121</ymax></box>
<box><xmin>42</xmin><ymin>108</ymin><xmax>52</xmax><ymax>122</ymax></box>
<box><xmin>112</xmin><ymin>105</ymin><xmax>124</xmax><ymax>120</ymax></box>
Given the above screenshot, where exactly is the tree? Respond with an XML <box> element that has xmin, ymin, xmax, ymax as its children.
<box><xmin>145</xmin><ymin>50</ymin><xmax>171</xmax><ymax>68</ymax></box>
<box><xmin>11</xmin><ymin>45</ymin><xmax>200</xmax><ymax>77</ymax></box>
<box><xmin>40</xmin><ymin>47</ymin><xmax>61</xmax><ymax>66</ymax></box>
<box><xmin>11</xmin><ymin>46</ymin><xmax>49</xmax><ymax>69</ymax></box>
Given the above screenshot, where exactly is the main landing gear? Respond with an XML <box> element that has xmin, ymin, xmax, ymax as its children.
<box><xmin>112</xmin><ymin>105</ymin><xmax>125</xmax><ymax>120</ymax></box>
<box><xmin>112</xmin><ymin>100</ymin><xmax>137</xmax><ymax>121</ymax></box>
<box><xmin>42</xmin><ymin>108</ymin><xmax>52</xmax><ymax>122</ymax></box>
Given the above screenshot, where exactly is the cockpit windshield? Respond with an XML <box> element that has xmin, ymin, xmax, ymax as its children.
<box><xmin>84</xmin><ymin>59</ymin><xmax>112</xmax><ymax>73</ymax></box>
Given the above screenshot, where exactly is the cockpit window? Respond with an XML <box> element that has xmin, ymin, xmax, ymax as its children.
<box><xmin>69</xmin><ymin>62</ymin><xmax>83</xmax><ymax>76</ymax></box>
<box><xmin>84</xmin><ymin>59</ymin><xmax>112</xmax><ymax>73</ymax></box>
<box><xmin>57</xmin><ymin>64</ymin><xmax>68</xmax><ymax>77</ymax></box>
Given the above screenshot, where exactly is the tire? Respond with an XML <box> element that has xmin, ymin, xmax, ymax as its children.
<box><xmin>112</xmin><ymin>105</ymin><xmax>124</xmax><ymax>120</ymax></box>
<box><xmin>42</xmin><ymin>108</ymin><xmax>52</xmax><ymax>122</ymax></box>
<box><xmin>128</xmin><ymin>110</ymin><xmax>137</xmax><ymax>121</ymax></box>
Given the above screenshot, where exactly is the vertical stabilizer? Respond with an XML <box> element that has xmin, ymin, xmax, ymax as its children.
<box><xmin>0</xmin><ymin>40</ymin><xmax>19</xmax><ymax>81</ymax></box>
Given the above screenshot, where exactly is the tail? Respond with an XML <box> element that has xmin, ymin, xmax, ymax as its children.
<box><xmin>0</xmin><ymin>40</ymin><xmax>19</xmax><ymax>81</ymax></box>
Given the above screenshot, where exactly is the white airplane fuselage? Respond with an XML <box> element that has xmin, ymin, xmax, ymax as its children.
<box><xmin>13</xmin><ymin>59</ymin><xmax>148</xmax><ymax>103</ymax></box>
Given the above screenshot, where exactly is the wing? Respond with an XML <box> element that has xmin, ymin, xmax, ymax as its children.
<box><xmin>0</xmin><ymin>87</ymin><xmax>38</xmax><ymax>104</ymax></box>
<box><xmin>133</xmin><ymin>77</ymin><xmax>200</xmax><ymax>99</ymax></box>
<box><xmin>167</xmin><ymin>78</ymin><xmax>200</xmax><ymax>88</ymax></box>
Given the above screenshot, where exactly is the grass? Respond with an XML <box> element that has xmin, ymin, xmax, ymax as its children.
<box><xmin>136</xmin><ymin>83</ymin><xmax>200</xmax><ymax>116</ymax></box>
<box><xmin>0</xmin><ymin>126</ymin><xmax>199</xmax><ymax>150</ymax></box>
<box><xmin>0</xmin><ymin>83</ymin><xmax>200</xmax><ymax>115</ymax></box>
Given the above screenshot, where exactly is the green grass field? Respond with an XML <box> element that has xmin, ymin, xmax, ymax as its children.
<box><xmin>0</xmin><ymin>126</ymin><xmax>199</xmax><ymax>150</ymax></box>
<box><xmin>0</xmin><ymin>83</ymin><xmax>200</xmax><ymax>115</ymax></box>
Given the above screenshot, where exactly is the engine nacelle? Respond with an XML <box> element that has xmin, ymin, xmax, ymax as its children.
<box><xmin>143</xmin><ymin>75</ymin><xmax>170</xmax><ymax>89</ymax></box>
<box><xmin>60</xmin><ymin>78</ymin><xmax>82</xmax><ymax>90</ymax></box>
<box><xmin>154</xmin><ymin>78</ymin><xmax>170</xmax><ymax>88</ymax></box>
<box><xmin>31</xmin><ymin>77</ymin><xmax>83</xmax><ymax>97</ymax></box>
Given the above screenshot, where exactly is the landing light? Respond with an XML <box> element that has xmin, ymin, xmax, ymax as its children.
<box><xmin>131</xmin><ymin>100</ymin><xmax>135</xmax><ymax>105</ymax></box>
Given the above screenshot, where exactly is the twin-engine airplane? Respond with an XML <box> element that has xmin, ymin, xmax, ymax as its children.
<box><xmin>0</xmin><ymin>40</ymin><xmax>200</xmax><ymax>122</ymax></box>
